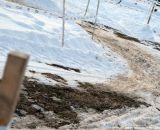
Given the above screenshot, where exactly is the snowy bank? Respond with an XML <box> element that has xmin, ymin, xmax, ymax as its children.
<box><xmin>0</xmin><ymin>0</ymin><xmax>128</xmax><ymax>85</ymax></box>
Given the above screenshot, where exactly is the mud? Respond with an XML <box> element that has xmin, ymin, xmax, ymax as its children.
<box><xmin>14</xmin><ymin>78</ymin><xmax>148</xmax><ymax>129</ymax></box>
<box><xmin>41</xmin><ymin>73</ymin><xmax>67</xmax><ymax>84</ymax></box>
<box><xmin>79</xmin><ymin>21</ymin><xmax>160</xmax><ymax>103</ymax></box>
<box><xmin>46</xmin><ymin>63</ymin><xmax>80</xmax><ymax>73</ymax></box>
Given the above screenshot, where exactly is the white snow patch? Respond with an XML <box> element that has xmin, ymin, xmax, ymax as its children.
<box><xmin>0</xmin><ymin>0</ymin><xmax>128</xmax><ymax>85</ymax></box>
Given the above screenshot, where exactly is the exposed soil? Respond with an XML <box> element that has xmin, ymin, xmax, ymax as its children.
<box><xmin>3</xmin><ymin>1</ymin><xmax>160</xmax><ymax>129</ymax></box>
<box><xmin>29</xmin><ymin>70</ymin><xmax>36</xmax><ymax>74</ymax></box>
<box><xmin>46</xmin><ymin>63</ymin><xmax>80</xmax><ymax>73</ymax></box>
<box><xmin>114</xmin><ymin>31</ymin><xmax>140</xmax><ymax>43</ymax></box>
<box><xmin>13</xmin><ymin>77</ymin><xmax>148</xmax><ymax>129</ymax></box>
<box><xmin>80</xmin><ymin>21</ymin><xmax>160</xmax><ymax>51</ymax></box>
<box><xmin>41</xmin><ymin>73</ymin><xmax>67</xmax><ymax>84</ymax></box>
<box><xmin>12</xmin><ymin>21</ymin><xmax>160</xmax><ymax>129</ymax></box>
<box><xmin>79</xmin><ymin>21</ymin><xmax>160</xmax><ymax>103</ymax></box>
<box><xmin>142</xmin><ymin>41</ymin><xmax>160</xmax><ymax>51</ymax></box>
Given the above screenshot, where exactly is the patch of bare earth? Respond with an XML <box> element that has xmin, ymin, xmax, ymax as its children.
<box><xmin>78</xmin><ymin>21</ymin><xmax>160</xmax><ymax>105</ymax></box>
<box><xmin>41</xmin><ymin>73</ymin><xmax>68</xmax><ymax>84</ymax></box>
<box><xmin>46</xmin><ymin>63</ymin><xmax>80</xmax><ymax>73</ymax></box>
<box><xmin>12</xmin><ymin>78</ymin><xmax>148</xmax><ymax>129</ymax></box>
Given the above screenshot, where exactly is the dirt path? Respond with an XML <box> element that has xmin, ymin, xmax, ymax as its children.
<box><xmin>79</xmin><ymin>21</ymin><xmax>160</xmax><ymax>106</ymax></box>
<box><xmin>12</xmin><ymin>22</ymin><xmax>160</xmax><ymax>129</ymax></box>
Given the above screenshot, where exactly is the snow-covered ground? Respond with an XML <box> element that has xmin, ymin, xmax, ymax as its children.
<box><xmin>21</xmin><ymin>0</ymin><xmax>160</xmax><ymax>43</ymax></box>
<box><xmin>1</xmin><ymin>0</ymin><xmax>159</xmax><ymax>86</ymax></box>
<box><xmin>0</xmin><ymin>0</ymin><xmax>160</xmax><ymax>85</ymax></box>
<box><xmin>0</xmin><ymin>0</ymin><xmax>160</xmax><ymax>129</ymax></box>
<box><xmin>98</xmin><ymin>0</ymin><xmax>160</xmax><ymax>42</ymax></box>
<box><xmin>69</xmin><ymin>106</ymin><xmax>160</xmax><ymax>129</ymax></box>
<box><xmin>0</xmin><ymin>0</ymin><xmax>128</xmax><ymax>85</ymax></box>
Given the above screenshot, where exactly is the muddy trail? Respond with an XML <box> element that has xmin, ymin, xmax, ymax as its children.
<box><xmin>12</xmin><ymin>77</ymin><xmax>148</xmax><ymax>129</ymax></box>
<box><xmin>12</xmin><ymin>22</ymin><xmax>160</xmax><ymax>129</ymax></box>
<box><xmin>79</xmin><ymin>21</ymin><xmax>160</xmax><ymax>106</ymax></box>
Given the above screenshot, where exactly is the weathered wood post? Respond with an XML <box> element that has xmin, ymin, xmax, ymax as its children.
<box><xmin>92</xmin><ymin>0</ymin><xmax>100</xmax><ymax>39</ymax></box>
<box><xmin>147</xmin><ymin>2</ymin><xmax>156</xmax><ymax>24</ymax></box>
<box><xmin>0</xmin><ymin>51</ymin><xmax>29</xmax><ymax>127</ymax></box>
<box><xmin>84</xmin><ymin>0</ymin><xmax>91</xmax><ymax>16</ymax></box>
<box><xmin>62</xmin><ymin>0</ymin><xmax>66</xmax><ymax>47</ymax></box>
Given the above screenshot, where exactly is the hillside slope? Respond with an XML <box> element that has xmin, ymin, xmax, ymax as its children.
<box><xmin>0</xmin><ymin>0</ymin><xmax>160</xmax><ymax>129</ymax></box>
<box><xmin>0</xmin><ymin>0</ymin><xmax>128</xmax><ymax>85</ymax></box>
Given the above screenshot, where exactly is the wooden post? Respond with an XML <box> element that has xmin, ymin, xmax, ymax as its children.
<box><xmin>84</xmin><ymin>0</ymin><xmax>90</xmax><ymax>16</ymax></box>
<box><xmin>62</xmin><ymin>0</ymin><xmax>66</xmax><ymax>47</ymax></box>
<box><xmin>0</xmin><ymin>51</ymin><xmax>29</xmax><ymax>126</ymax></box>
<box><xmin>92</xmin><ymin>0</ymin><xmax>100</xmax><ymax>39</ymax></box>
<box><xmin>147</xmin><ymin>2</ymin><xmax>156</xmax><ymax>24</ymax></box>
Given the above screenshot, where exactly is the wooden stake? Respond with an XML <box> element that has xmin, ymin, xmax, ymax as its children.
<box><xmin>0</xmin><ymin>51</ymin><xmax>29</xmax><ymax>126</ymax></box>
<box><xmin>84</xmin><ymin>0</ymin><xmax>91</xmax><ymax>16</ymax></box>
<box><xmin>62</xmin><ymin>0</ymin><xmax>66</xmax><ymax>47</ymax></box>
<box><xmin>147</xmin><ymin>2</ymin><xmax>156</xmax><ymax>24</ymax></box>
<box><xmin>92</xmin><ymin>0</ymin><xmax>100</xmax><ymax>39</ymax></box>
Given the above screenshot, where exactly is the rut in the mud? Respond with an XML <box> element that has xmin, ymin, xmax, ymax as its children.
<box><xmin>14</xmin><ymin>78</ymin><xmax>148</xmax><ymax>129</ymax></box>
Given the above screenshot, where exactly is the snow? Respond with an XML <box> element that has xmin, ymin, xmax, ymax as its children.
<box><xmin>1</xmin><ymin>0</ymin><xmax>158</xmax><ymax>85</ymax></box>
<box><xmin>97</xmin><ymin>0</ymin><xmax>160</xmax><ymax>42</ymax></box>
<box><xmin>19</xmin><ymin>0</ymin><xmax>160</xmax><ymax>43</ymax></box>
<box><xmin>0</xmin><ymin>127</ymin><xmax>7</xmax><ymax>130</ymax></box>
<box><xmin>0</xmin><ymin>0</ymin><xmax>160</xmax><ymax>129</ymax></box>
<box><xmin>74</xmin><ymin>106</ymin><xmax>160</xmax><ymax>129</ymax></box>
<box><xmin>0</xmin><ymin>0</ymin><xmax>128</xmax><ymax>85</ymax></box>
